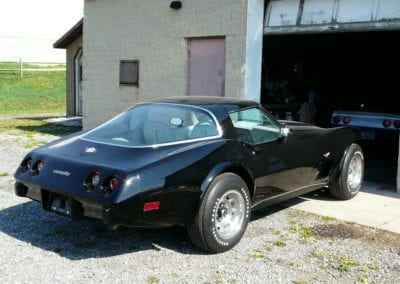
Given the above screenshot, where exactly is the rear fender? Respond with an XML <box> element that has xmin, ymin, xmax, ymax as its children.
<box><xmin>199</xmin><ymin>163</ymin><xmax>255</xmax><ymax>201</ymax></box>
<box><xmin>328</xmin><ymin>143</ymin><xmax>352</xmax><ymax>182</ymax></box>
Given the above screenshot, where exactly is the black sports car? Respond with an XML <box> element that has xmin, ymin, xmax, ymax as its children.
<box><xmin>14</xmin><ymin>97</ymin><xmax>364</xmax><ymax>253</ymax></box>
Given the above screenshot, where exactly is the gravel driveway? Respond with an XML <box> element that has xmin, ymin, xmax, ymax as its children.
<box><xmin>0</xmin><ymin>117</ymin><xmax>399</xmax><ymax>283</ymax></box>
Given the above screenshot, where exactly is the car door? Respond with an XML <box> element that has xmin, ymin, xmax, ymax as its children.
<box><xmin>229</xmin><ymin>107</ymin><xmax>315</xmax><ymax>205</ymax></box>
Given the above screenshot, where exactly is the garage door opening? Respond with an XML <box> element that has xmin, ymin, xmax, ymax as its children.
<box><xmin>261</xmin><ymin>30</ymin><xmax>400</xmax><ymax>186</ymax></box>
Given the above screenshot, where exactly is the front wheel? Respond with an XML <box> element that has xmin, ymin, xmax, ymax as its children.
<box><xmin>188</xmin><ymin>173</ymin><xmax>251</xmax><ymax>253</ymax></box>
<box><xmin>330</xmin><ymin>143</ymin><xmax>364</xmax><ymax>200</ymax></box>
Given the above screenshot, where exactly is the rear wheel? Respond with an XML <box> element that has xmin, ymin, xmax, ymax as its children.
<box><xmin>330</xmin><ymin>143</ymin><xmax>364</xmax><ymax>200</ymax></box>
<box><xmin>188</xmin><ymin>173</ymin><xmax>251</xmax><ymax>253</ymax></box>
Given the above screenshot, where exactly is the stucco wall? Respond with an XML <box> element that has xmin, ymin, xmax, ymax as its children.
<box><xmin>83</xmin><ymin>0</ymin><xmax>249</xmax><ymax>129</ymax></box>
<box><xmin>65</xmin><ymin>35</ymin><xmax>82</xmax><ymax>116</ymax></box>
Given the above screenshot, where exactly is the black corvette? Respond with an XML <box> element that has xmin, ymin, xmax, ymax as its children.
<box><xmin>14</xmin><ymin>97</ymin><xmax>364</xmax><ymax>253</ymax></box>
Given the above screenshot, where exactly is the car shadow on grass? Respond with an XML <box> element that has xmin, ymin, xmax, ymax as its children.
<box><xmin>16</xmin><ymin>123</ymin><xmax>82</xmax><ymax>137</ymax></box>
<box><xmin>6</xmin><ymin>116</ymin><xmax>83</xmax><ymax>137</ymax></box>
<box><xmin>0</xmin><ymin>201</ymin><xmax>206</xmax><ymax>259</ymax></box>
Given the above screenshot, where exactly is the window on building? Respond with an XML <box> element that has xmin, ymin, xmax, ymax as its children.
<box><xmin>120</xmin><ymin>60</ymin><xmax>139</xmax><ymax>86</ymax></box>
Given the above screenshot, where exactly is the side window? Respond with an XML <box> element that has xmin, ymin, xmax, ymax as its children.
<box><xmin>229</xmin><ymin>107</ymin><xmax>281</xmax><ymax>144</ymax></box>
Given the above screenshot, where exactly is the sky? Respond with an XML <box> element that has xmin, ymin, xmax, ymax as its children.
<box><xmin>0</xmin><ymin>0</ymin><xmax>83</xmax><ymax>39</ymax></box>
<box><xmin>0</xmin><ymin>0</ymin><xmax>83</xmax><ymax>62</ymax></box>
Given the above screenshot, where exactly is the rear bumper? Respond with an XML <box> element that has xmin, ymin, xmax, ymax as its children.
<box><xmin>331</xmin><ymin>110</ymin><xmax>400</xmax><ymax>131</ymax></box>
<box><xmin>14</xmin><ymin>181</ymin><xmax>199</xmax><ymax>228</ymax></box>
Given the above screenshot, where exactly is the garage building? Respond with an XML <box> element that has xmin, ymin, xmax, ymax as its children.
<box><xmin>76</xmin><ymin>0</ymin><xmax>400</xmax><ymax>192</ymax></box>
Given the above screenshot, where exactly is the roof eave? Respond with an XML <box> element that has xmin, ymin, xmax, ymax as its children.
<box><xmin>53</xmin><ymin>18</ymin><xmax>83</xmax><ymax>49</ymax></box>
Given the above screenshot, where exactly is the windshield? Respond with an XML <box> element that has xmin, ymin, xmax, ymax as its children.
<box><xmin>82</xmin><ymin>103</ymin><xmax>220</xmax><ymax>147</ymax></box>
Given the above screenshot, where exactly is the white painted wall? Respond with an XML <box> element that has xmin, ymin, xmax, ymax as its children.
<box><xmin>83</xmin><ymin>0</ymin><xmax>250</xmax><ymax>129</ymax></box>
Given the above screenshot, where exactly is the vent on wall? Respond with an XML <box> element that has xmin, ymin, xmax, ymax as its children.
<box><xmin>120</xmin><ymin>60</ymin><xmax>139</xmax><ymax>86</ymax></box>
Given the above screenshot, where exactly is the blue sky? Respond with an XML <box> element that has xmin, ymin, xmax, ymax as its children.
<box><xmin>0</xmin><ymin>0</ymin><xmax>83</xmax><ymax>40</ymax></box>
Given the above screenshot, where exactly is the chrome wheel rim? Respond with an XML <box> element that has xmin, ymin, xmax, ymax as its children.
<box><xmin>215</xmin><ymin>190</ymin><xmax>245</xmax><ymax>240</ymax></box>
<box><xmin>347</xmin><ymin>153</ymin><xmax>363</xmax><ymax>193</ymax></box>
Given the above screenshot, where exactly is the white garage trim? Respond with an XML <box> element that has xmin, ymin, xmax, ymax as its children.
<box><xmin>244</xmin><ymin>0</ymin><xmax>264</xmax><ymax>102</ymax></box>
<box><xmin>264</xmin><ymin>0</ymin><xmax>400</xmax><ymax>35</ymax></box>
<box><xmin>265</xmin><ymin>20</ymin><xmax>400</xmax><ymax>34</ymax></box>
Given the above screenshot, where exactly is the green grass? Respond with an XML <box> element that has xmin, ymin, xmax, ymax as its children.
<box><xmin>0</xmin><ymin>71</ymin><xmax>66</xmax><ymax>115</ymax></box>
<box><xmin>0</xmin><ymin>62</ymin><xmax>65</xmax><ymax>69</ymax></box>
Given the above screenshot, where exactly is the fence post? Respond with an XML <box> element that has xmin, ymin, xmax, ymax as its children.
<box><xmin>20</xmin><ymin>58</ymin><xmax>23</xmax><ymax>78</ymax></box>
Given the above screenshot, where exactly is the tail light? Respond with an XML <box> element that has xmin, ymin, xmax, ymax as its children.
<box><xmin>383</xmin><ymin>119</ymin><xmax>392</xmax><ymax>128</ymax></box>
<box><xmin>143</xmin><ymin>201</ymin><xmax>160</xmax><ymax>212</ymax></box>
<box><xmin>332</xmin><ymin>115</ymin><xmax>341</xmax><ymax>124</ymax></box>
<box><xmin>20</xmin><ymin>157</ymin><xmax>32</xmax><ymax>172</ymax></box>
<box><xmin>84</xmin><ymin>172</ymin><xmax>100</xmax><ymax>191</ymax></box>
<box><xmin>101</xmin><ymin>176</ymin><xmax>120</xmax><ymax>196</ymax></box>
<box><xmin>394</xmin><ymin>120</ymin><xmax>400</xmax><ymax>128</ymax></box>
<box><xmin>91</xmin><ymin>172</ymin><xmax>101</xmax><ymax>186</ymax></box>
<box><xmin>37</xmin><ymin>160</ymin><xmax>45</xmax><ymax>172</ymax></box>
<box><xmin>31</xmin><ymin>160</ymin><xmax>45</xmax><ymax>176</ymax></box>
<box><xmin>343</xmin><ymin>116</ymin><xmax>351</xmax><ymax>125</ymax></box>
<box><xmin>110</xmin><ymin>177</ymin><xmax>119</xmax><ymax>190</ymax></box>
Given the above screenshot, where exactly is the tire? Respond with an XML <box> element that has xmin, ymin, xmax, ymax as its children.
<box><xmin>188</xmin><ymin>173</ymin><xmax>251</xmax><ymax>253</ymax></box>
<box><xmin>329</xmin><ymin>143</ymin><xmax>364</xmax><ymax>200</ymax></box>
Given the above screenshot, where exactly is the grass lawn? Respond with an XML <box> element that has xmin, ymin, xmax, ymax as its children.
<box><xmin>0</xmin><ymin>117</ymin><xmax>81</xmax><ymax>138</ymax></box>
<box><xmin>0</xmin><ymin>70</ymin><xmax>66</xmax><ymax>116</ymax></box>
<box><xmin>0</xmin><ymin>62</ymin><xmax>66</xmax><ymax>69</ymax></box>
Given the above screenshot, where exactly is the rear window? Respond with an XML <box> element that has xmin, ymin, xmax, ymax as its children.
<box><xmin>82</xmin><ymin>104</ymin><xmax>220</xmax><ymax>147</ymax></box>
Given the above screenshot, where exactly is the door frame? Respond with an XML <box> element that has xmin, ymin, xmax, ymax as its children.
<box><xmin>187</xmin><ymin>36</ymin><xmax>226</xmax><ymax>97</ymax></box>
<box><xmin>74</xmin><ymin>48</ymin><xmax>83</xmax><ymax>116</ymax></box>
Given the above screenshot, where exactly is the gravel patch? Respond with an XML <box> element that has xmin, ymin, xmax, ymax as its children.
<box><xmin>1</xmin><ymin>119</ymin><xmax>399</xmax><ymax>283</ymax></box>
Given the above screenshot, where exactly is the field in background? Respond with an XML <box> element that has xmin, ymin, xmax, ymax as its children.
<box><xmin>0</xmin><ymin>69</ymin><xmax>66</xmax><ymax>116</ymax></box>
<box><xmin>0</xmin><ymin>62</ymin><xmax>66</xmax><ymax>70</ymax></box>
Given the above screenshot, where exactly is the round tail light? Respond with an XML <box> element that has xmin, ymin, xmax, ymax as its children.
<box><xmin>110</xmin><ymin>178</ymin><xmax>119</xmax><ymax>190</ymax></box>
<box><xmin>20</xmin><ymin>157</ymin><xmax>32</xmax><ymax>172</ymax></box>
<box><xmin>332</xmin><ymin>115</ymin><xmax>341</xmax><ymax>124</ymax></box>
<box><xmin>383</xmin><ymin>119</ymin><xmax>392</xmax><ymax>128</ymax></box>
<box><xmin>31</xmin><ymin>160</ymin><xmax>45</xmax><ymax>176</ymax></box>
<box><xmin>343</xmin><ymin>116</ymin><xmax>352</xmax><ymax>125</ymax></box>
<box><xmin>91</xmin><ymin>172</ymin><xmax>101</xmax><ymax>186</ymax></box>
<box><xmin>37</xmin><ymin>160</ymin><xmax>45</xmax><ymax>172</ymax></box>
<box><xmin>394</xmin><ymin>120</ymin><xmax>400</xmax><ymax>128</ymax></box>
<box><xmin>84</xmin><ymin>172</ymin><xmax>100</xmax><ymax>191</ymax></box>
<box><xmin>101</xmin><ymin>176</ymin><xmax>120</xmax><ymax>196</ymax></box>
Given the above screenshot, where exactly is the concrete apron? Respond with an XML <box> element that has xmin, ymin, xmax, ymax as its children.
<box><xmin>283</xmin><ymin>182</ymin><xmax>400</xmax><ymax>234</ymax></box>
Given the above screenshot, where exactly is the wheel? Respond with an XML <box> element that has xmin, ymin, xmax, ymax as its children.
<box><xmin>329</xmin><ymin>143</ymin><xmax>364</xmax><ymax>200</ymax></box>
<box><xmin>188</xmin><ymin>173</ymin><xmax>251</xmax><ymax>253</ymax></box>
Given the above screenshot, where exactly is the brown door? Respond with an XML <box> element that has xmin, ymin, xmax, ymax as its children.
<box><xmin>188</xmin><ymin>37</ymin><xmax>226</xmax><ymax>97</ymax></box>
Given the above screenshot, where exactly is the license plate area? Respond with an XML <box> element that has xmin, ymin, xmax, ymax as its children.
<box><xmin>41</xmin><ymin>190</ymin><xmax>83</xmax><ymax>220</ymax></box>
